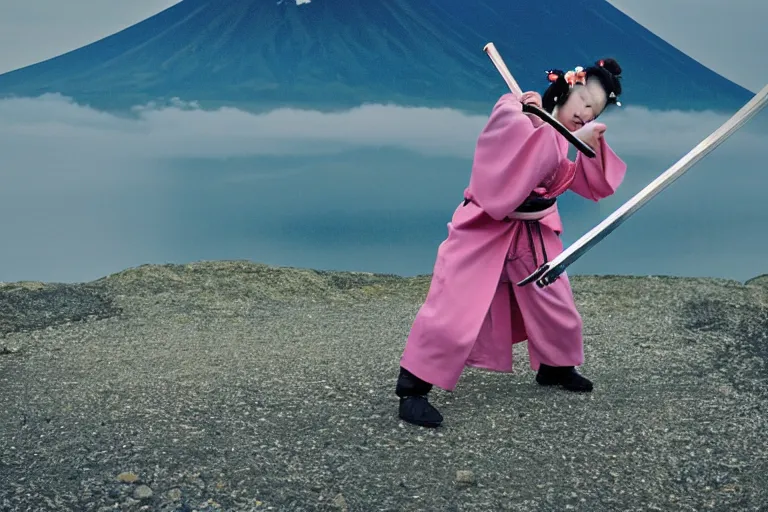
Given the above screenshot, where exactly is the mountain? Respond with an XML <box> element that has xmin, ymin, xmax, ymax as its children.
<box><xmin>0</xmin><ymin>0</ymin><xmax>753</xmax><ymax>114</ymax></box>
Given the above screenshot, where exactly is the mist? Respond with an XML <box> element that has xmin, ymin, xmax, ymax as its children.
<box><xmin>1</xmin><ymin>94</ymin><xmax>766</xmax><ymax>283</ymax></box>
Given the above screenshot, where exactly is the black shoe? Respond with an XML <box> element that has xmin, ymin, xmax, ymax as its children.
<box><xmin>399</xmin><ymin>395</ymin><xmax>443</xmax><ymax>428</ymax></box>
<box><xmin>395</xmin><ymin>367</ymin><xmax>443</xmax><ymax>428</ymax></box>
<box><xmin>536</xmin><ymin>364</ymin><xmax>593</xmax><ymax>392</ymax></box>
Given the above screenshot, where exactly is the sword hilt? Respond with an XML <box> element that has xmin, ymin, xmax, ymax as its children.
<box><xmin>516</xmin><ymin>263</ymin><xmax>549</xmax><ymax>287</ymax></box>
<box><xmin>516</xmin><ymin>263</ymin><xmax>565</xmax><ymax>288</ymax></box>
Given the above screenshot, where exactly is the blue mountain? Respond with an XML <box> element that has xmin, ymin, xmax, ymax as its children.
<box><xmin>0</xmin><ymin>0</ymin><xmax>752</xmax><ymax>113</ymax></box>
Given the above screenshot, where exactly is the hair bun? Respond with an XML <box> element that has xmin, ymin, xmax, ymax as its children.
<box><xmin>597</xmin><ymin>58</ymin><xmax>622</xmax><ymax>77</ymax></box>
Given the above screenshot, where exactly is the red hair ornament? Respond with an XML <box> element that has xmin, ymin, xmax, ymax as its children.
<box><xmin>545</xmin><ymin>62</ymin><xmax>622</xmax><ymax>106</ymax></box>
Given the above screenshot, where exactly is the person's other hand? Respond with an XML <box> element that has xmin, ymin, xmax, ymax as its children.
<box><xmin>573</xmin><ymin>122</ymin><xmax>606</xmax><ymax>150</ymax></box>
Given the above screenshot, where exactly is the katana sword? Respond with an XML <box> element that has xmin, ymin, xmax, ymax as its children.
<box><xmin>483</xmin><ymin>42</ymin><xmax>596</xmax><ymax>158</ymax></box>
<box><xmin>518</xmin><ymin>82</ymin><xmax>768</xmax><ymax>288</ymax></box>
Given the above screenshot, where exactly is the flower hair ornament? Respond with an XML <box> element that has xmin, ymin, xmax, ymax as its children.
<box><xmin>565</xmin><ymin>66</ymin><xmax>587</xmax><ymax>87</ymax></box>
<box><xmin>545</xmin><ymin>67</ymin><xmax>580</xmax><ymax>105</ymax></box>
<box><xmin>546</xmin><ymin>66</ymin><xmax>586</xmax><ymax>88</ymax></box>
<box><xmin>546</xmin><ymin>61</ymin><xmax>622</xmax><ymax>106</ymax></box>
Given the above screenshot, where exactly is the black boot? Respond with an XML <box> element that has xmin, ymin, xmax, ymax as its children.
<box><xmin>395</xmin><ymin>367</ymin><xmax>443</xmax><ymax>428</ymax></box>
<box><xmin>536</xmin><ymin>363</ymin><xmax>593</xmax><ymax>392</ymax></box>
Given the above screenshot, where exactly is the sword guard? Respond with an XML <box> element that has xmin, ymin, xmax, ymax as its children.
<box><xmin>516</xmin><ymin>263</ymin><xmax>549</xmax><ymax>287</ymax></box>
<box><xmin>536</xmin><ymin>272</ymin><xmax>561</xmax><ymax>288</ymax></box>
<box><xmin>517</xmin><ymin>263</ymin><xmax>565</xmax><ymax>288</ymax></box>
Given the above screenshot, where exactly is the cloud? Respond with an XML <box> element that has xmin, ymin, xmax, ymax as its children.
<box><xmin>596</xmin><ymin>106</ymin><xmax>765</xmax><ymax>158</ymax></box>
<box><xmin>1</xmin><ymin>93</ymin><xmax>767</xmax><ymax>283</ymax></box>
<box><xmin>0</xmin><ymin>93</ymin><xmax>763</xmax><ymax>163</ymax></box>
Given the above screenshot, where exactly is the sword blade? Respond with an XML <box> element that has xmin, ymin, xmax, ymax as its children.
<box><xmin>518</xmin><ymin>82</ymin><xmax>768</xmax><ymax>288</ymax></box>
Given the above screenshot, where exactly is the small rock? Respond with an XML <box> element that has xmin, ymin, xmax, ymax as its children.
<box><xmin>117</xmin><ymin>472</ymin><xmax>139</xmax><ymax>483</ymax></box>
<box><xmin>332</xmin><ymin>493</ymin><xmax>348</xmax><ymax>511</ymax></box>
<box><xmin>122</xmin><ymin>497</ymin><xmax>139</xmax><ymax>509</ymax></box>
<box><xmin>133</xmin><ymin>485</ymin><xmax>153</xmax><ymax>500</ymax></box>
<box><xmin>456</xmin><ymin>470</ymin><xmax>475</xmax><ymax>485</ymax></box>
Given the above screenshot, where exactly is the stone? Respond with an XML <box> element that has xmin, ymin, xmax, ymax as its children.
<box><xmin>332</xmin><ymin>493</ymin><xmax>349</xmax><ymax>511</ymax></box>
<box><xmin>117</xmin><ymin>472</ymin><xmax>139</xmax><ymax>484</ymax></box>
<box><xmin>133</xmin><ymin>485</ymin><xmax>153</xmax><ymax>500</ymax></box>
<box><xmin>456</xmin><ymin>470</ymin><xmax>475</xmax><ymax>485</ymax></box>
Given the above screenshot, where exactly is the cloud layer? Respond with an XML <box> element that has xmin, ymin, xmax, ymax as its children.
<box><xmin>1</xmin><ymin>94</ymin><xmax>767</xmax><ymax>283</ymax></box>
<box><xmin>1</xmin><ymin>93</ymin><xmax>763</xmax><ymax>162</ymax></box>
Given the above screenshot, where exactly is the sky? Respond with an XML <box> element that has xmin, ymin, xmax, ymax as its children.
<box><xmin>605</xmin><ymin>0</ymin><xmax>767</xmax><ymax>92</ymax></box>
<box><xmin>0</xmin><ymin>0</ymin><xmax>766</xmax><ymax>92</ymax></box>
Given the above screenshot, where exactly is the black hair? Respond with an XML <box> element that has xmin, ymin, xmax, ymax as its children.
<box><xmin>541</xmin><ymin>58</ymin><xmax>623</xmax><ymax>114</ymax></box>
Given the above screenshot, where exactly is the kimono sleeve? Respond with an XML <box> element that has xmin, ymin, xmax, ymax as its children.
<box><xmin>467</xmin><ymin>94</ymin><xmax>565</xmax><ymax>221</ymax></box>
<box><xmin>567</xmin><ymin>135</ymin><xmax>627</xmax><ymax>202</ymax></box>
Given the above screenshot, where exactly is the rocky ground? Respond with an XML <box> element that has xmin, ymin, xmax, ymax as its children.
<box><xmin>1</xmin><ymin>261</ymin><xmax>767</xmax><ymax>512</ymax></box>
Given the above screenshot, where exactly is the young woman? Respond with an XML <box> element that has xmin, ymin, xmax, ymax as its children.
<box><xmin>395</xmin><ymin>58</ymin><xmax>627</xmax><ymax>428</ymax></box>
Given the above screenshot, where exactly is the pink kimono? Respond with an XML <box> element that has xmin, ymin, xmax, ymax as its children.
<box><xmin>399</xmin><ymin>92</ymin><xmax>627</xmax><ymax>392</ymax></box>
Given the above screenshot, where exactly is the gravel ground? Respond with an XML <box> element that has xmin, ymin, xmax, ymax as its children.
<box><xmin>1</xmin><ymin>261</ymin><xmax>767</xmax><ymax>512</ymax></box>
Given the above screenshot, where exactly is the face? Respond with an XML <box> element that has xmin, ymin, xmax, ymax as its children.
<box><xmin>554</xmin><ymin>78</ymin><xmax>608</xmax><ymax>131</ymax></box>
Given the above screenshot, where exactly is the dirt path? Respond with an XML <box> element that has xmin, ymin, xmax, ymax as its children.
<box><xmin>2</xmin><ymin>262</ymin><xmax>766</xmax><ymax>511</ymax></box>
